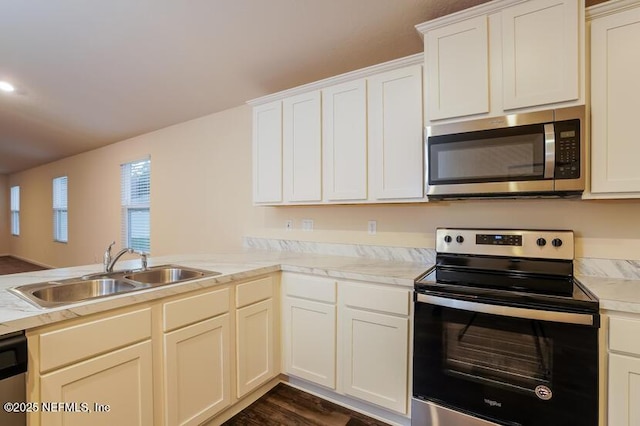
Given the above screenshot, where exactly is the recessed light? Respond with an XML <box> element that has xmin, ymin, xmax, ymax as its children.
<box><xmin>0</xmin><ymin>81</ymin><xmax>16</xmax><ymax>92</ymax></box>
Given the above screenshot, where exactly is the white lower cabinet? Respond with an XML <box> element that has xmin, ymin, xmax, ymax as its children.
<box><xmin>608</xmin><ymin>314</ymin><xmax>640</xmax><ymax>426</ymax></box>
<box><xmin>235</xmin><ymin>276</ymin><xmax>277</xmax><ymax>398</ymax></box>
<box><xmin>163</xmin><ymin>287</ymin><xmax>232</xmax><ymax>426</ymax></box>
<box><xmin>340</xmin><ymin>307</ymin><xmax>409</xmax><ymax>413</ymax></box>
<box><xmin>40</xmin><ymin>341</ymin><xmax>154</xmax><ymax>426</ymax></box>
<box><xmin>281</xmin><ymin>273</ymin><xmax>411</xmax><ymax>416</ymax></box>
<box><xmin>282</xmin><ymin>274</ymin><xmax>337</xmax><ymax>388</ymax></box>
<box><xmin>339</xmin><ymin>281</ymin><xmax>411</xmax><ymax>414</ymax></box>
<box><xmin>28</xmin><ymin>306</ymin><xmax>155</xmax><ymax>426</ymax></box>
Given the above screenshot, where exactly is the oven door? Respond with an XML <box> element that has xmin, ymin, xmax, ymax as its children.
<box><xmin>412</xmin><ymin>293</ymin><xmax>598</xmax><ymax>426</ymax></box>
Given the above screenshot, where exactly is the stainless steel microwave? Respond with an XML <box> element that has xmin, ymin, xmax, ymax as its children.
<box><xmin>426</xmin><ymin>106</ymin><xmax>585</xmax><ymax>199</ymax></box>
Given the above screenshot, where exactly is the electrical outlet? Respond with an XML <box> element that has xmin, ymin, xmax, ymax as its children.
<box><xmin>302</xmin><ymin>219</ymin><xmax>314</xmax><ymax>231</ymax></box>
<box><xmin>285</xmin><ymin>220</ymin><xmax>293</xmax><ymax>231</ymax></box>
<box><xmin>368</xmin><ymin>220</ymin><xmax>377</xmax><ymax>235</ymax></box>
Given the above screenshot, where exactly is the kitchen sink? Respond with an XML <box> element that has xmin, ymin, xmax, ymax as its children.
<box><xmin>10</xmin><ymin>265</ymin><xmax>220</xmax><ymax>308</ymax></box>
<box><xmin>124</xmin><ymin>266</ymin><xmax>212</xmax><ymax>285</ymax></box>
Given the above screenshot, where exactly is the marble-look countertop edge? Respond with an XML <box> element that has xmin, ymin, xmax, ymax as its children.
<box><xmin>0</xmin><ymin>251</ymin><xmax>429</xmax><ymax>336</ymax></box>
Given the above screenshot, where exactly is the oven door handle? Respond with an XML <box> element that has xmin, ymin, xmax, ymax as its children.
<box><xmin>416</xmin><ymin>293</ymin><xmax>595</xmax><ymax>326</ymax></box>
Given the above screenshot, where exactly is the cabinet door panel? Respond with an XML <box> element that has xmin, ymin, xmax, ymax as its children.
<box><xmin>609</xmin><ymin>353</ymin><xmax>640</xmax><ymax>426</ymax></box>
<box><xmin>40</xmin><ymin>341</ymin><xmax>153</xmax><ymax>426</ymax></box>
<box><xmin>236</xmin><ymin>299</ymin><xmax>275</xmax><ymax>397</ymax></box>
<box><xmin>502</xmin><ymin>0</ymin><xmax>579</xmax><ymax>109</ymax></box>
<box><xmin>283</xmin><ymin>91</ymin><xmax>322</xmax><ymax>202</ymax></box>
<box><xmin>253</xmin><ymin>101</ymin><xmax>282</xmax><ymax>203</ymax></box>
<box><xmin>322</xmin><ymin>80</ymin><xmax>367</xmax><ymax>201</ymax></box>
<box><xmin>283</xmin><ymin>297</ymin><xmax>336</xmax><ymax>388</ymax></box>
<box><xmin>426</xmin><ymin>15</ymin><xmax>489</xmax><ymax>120</ymax></box>
<box><xmin>164</xmin><ymin>315</ymin><xmax>231</xmax><ymax>426</ymax></box>
<box><xmin>368</xmin><ymin>65</ymin><xmax>424</xmax><ymax>200</ymax></box>
<box><xmin>591</xmin><ymin>6</ymin><xmax>640</xmax><ymax>194</ymax></box>
<box><xmin>341</xmin><ymin>307</ymin><xmax>408</xmax><ymax>414</ymax></box>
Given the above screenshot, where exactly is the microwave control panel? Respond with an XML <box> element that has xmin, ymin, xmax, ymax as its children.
<box><xmin>555</xmin><ymin>119</ymin><xmax>580</xmax><ymax>179</ymax></box>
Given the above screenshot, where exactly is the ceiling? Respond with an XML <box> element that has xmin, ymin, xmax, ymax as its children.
<box><xmin>0</xmin><ymin>0</ymin><xmax>493</xmax><ymax>175</ymax></box>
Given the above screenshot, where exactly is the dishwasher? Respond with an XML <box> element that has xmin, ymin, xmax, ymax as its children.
<box><xmin>0</xmin><ymin>331</ymin><xmax>27</xmax><ymax>426</ymax></box>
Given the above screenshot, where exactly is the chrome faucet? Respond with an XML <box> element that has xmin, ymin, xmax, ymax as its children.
<box><xmin>103</xmin><ymin>241</ymin><xmax>149</xmax><ymax>272</ymax></box>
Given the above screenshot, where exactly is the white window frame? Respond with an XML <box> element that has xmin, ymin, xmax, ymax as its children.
<box><xmin>53</xmin><ymin>176</ymin><xmax>68</xmax><ymax>243</ymax></box>
<box><xmin>121</xmin><ymin>158</ymin><xmax>151</xmax><ymax>253</ymax></box>
<box><xmin>10</xmin><ymin>186</ymin><xmax>19</xmax><ymax>236</ymax></box>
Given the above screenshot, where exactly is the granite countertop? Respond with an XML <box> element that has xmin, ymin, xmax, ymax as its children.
<box><xmin>0</xmin><ymin>249</ymin><xmax>431</xmax><ymax>336</ymax></box>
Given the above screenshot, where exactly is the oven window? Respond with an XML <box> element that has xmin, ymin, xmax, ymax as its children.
<box><xmin>443</xmin><ymin>317</ymin><xmax>552</xmax><ymax>393</ymax></box>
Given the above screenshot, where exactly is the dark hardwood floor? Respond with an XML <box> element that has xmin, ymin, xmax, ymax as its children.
<box><xmin>0</xmin><ymin>256</ymin><xmax>47</xmax><ymax>275</ymax></box>
<box><xmin>223</xmin><ymin>384</ymin><xmax>390</xmax><ymax>426</ymax></box>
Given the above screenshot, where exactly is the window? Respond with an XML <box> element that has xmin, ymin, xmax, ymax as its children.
<box><xmin>121</xmin><ymin>158</ymin><xmax>151</xmax><ymax>252</ymax></box>
<box><xmin>10</xmin><ymin>186</ymin><xmax>19</xmax><ymax>236</ymax></box>
<box><xmin>53</xmin><ymin>176</ymin><xmax>68</xmax><ymax>242</ymax></box>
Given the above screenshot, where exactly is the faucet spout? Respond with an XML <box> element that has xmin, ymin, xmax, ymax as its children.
<box><xmin>106</xmin><ymin>247</ymin><xmax>134</xmax><ymax>273</ymax></box>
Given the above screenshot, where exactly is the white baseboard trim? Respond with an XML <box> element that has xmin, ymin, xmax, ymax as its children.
<box><xmin>3</xmin><ymin>254</ymin><xmax>54</xmax><ymax>269</ymax></box>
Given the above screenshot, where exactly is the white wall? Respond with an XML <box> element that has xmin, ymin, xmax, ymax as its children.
<box><xmin>9</xmin><ymin>105</ymin><xmax>264</xmax><ymax>267</ymax></box>
<box><xmin>7</xmin><ymin>102</ymin><xmax>640</xmax><ymax>268</ymax></box>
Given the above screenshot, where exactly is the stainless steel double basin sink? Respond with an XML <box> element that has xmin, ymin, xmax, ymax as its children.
<box><xmin>10</xmin><ymin>265</ymin><xmax>221</xmax><ymax>308</ymax></box>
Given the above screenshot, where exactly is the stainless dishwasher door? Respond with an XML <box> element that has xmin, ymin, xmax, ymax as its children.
<box><xmin>0</xmin><ymin>331</ymin><xmax>27</xmax><ymax>426</ymax></box>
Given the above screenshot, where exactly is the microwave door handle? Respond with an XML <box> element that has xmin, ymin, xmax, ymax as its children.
<box><xmin>544</xmin><ymin>123</ymin><xmax>555</xmax><ymax>179</ymax></box>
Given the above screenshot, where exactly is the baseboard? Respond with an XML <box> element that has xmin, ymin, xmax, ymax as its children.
<box><xmin>282</xmin><ymin>376</ymin><xmax>411</xmax><ymax>426</ymax></box>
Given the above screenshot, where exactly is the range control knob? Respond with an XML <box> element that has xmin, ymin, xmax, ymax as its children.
<box><xmin>444</xmin><ymin>235</ymin><xmax>452</xmax><ymax>243</ymax></box>
<box><xmin>456</xmin><ymin>235</ymin><xmax>464</xmax><ymax>244</ymax></box>
<box><xmin>536</xmin><ymin>238</ymin><xmax>547</xmax><ymax>247</ymax></box>
<box><xmin>552</xmin><ymin>238</ymin><xmax>563</xmax><ymax>247</ymax></box>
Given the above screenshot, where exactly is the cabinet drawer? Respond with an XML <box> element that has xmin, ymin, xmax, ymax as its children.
<box><xmin>236</xmin><ymin>276</ymin><xmax>274</xmax><ymax>308</ymax></box>
<box><xmin>39</xmin><ymin>307</ymin><xmax>151</xmax><ymax>373</ymax></box>
<box><xmin>610</xmin><ymin>316</ymin><xmax>640</xmax><ymax>355</ymax></box>
<box><xmin>339</xmin><ymin>282</ymin><xmax>410</xmax><ymax>316</ymax></box>
<box><xmin>282</xmin><ymin>273</ymin><xmax>336</xmax><ymax>303</ymax></box>
<box><xmin>164</xmin><ymin>287</ymin><xmax>230</xmax><ymax>332</ymax></box>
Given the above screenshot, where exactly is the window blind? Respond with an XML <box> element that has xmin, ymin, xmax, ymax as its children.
<box><xmin>53</xmin><ymin>176</ymin><xmax>68</xmax><ymax>242</ymax></box>
<box><xmin>10</xmin><ymin>186</ymin><xmax>19</xmax><ymax>236</ymax></box>
<box><xmin>121</xmin><ymin>158</ymin><xmax>151</xmax><ymax>252</ymax></box>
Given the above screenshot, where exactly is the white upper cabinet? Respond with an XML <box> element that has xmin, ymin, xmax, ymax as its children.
<box><xmin>417</xmin><ymin>0</ymin><xmax>584</xmax><ymax>123</ymax></box>
<box><xmin>425</xmin><ymin>16</ymin><xmax>489</xmax><ymax>120</ymax></box>
<box><xmin>502</xmin><ymin>0</ymin><xmax>579</xmax><ymax>109</ymax></box>
<box><xmin>322</xmin><ymin>80</ymin><xmax>368</xmax><ymax>202</ymax></box>
<box><xmin>252</xmin><ymin>101</ymin><xmax>282</xmax><ymax>204</ymax></box>
<box><xmin>589</xmin><ymin>1</ymin><xmax>640</xmax><ymax>197</ymax></box>
<box><xmin>249</xmin><ymin>54</ymin><xmax>425</xmax><ymax>205</ymax></box>
<box><xmin>283</xmin><ymin>91</ymin><xmax>322</xmax><ymax>203</ymax></box>
<box><xmin>368</xmin><ymin>65</ymin><xmax>424</xmax><ymax>200</ymax></box>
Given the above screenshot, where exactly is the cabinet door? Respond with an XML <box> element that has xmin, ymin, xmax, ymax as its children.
<box><xmin>502</xmin><ymin>0</ymin><xmax>579</xmax><ymax>110</ymax></box>
<box><xmin>252</xmin><ymin>101</ymin><xmax>282</xmax><ymax>203</ymax></box>
<box><xmin>609</xmin><ymin>353</ymin><xmax>640</xmax><ymax>426</ymax></box>
<box><xmin>283</xmin><ymin>91</ymin><xmax>322</xmax><ymax>202</ymax></box>
<box><xmin>340</xmin><ymin>307</ymin><xmax>409</xmax><ymax>414</ymax></box>
<box><xmin>282</xmin><ymin>296</ymin><xmax>336</xmax><ymax>388</ymax></box>
<box><xmin>40</xmin><ymin>341</ymin><xmax>153</xmax><ymax>426</ymax></box>
<box><xmin>164</xmin><ymin>315</ymin><xmax>231</xmax><ymax>426</ymax></box>
<box><xmin>590</xmin><ymin>6</ymin><xmax>640</xmax><ymax>195</ymax></box>
<box><xmin>425</xmin><ymin>15</ymin><xmax>489</xmax><ymax>120</ymax></box>
<box><xmin>236</xmin><ymin>298</ymin><xmax>275</xmax><ymax>398</ymax></box>
<box><xmin>368</xmin><ymin>65</ymin><xmax>424</xmax><ymax>200</ymax></box>
<box><xmin>322</xmin><ymin>80</ymin><xmax>368</xmax><ymax>201</ymax></box>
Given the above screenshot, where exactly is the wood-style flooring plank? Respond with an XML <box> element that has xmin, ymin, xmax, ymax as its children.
<box><xmin>223</xmin><ymin>384</ymin><xmax>390</xmax><ymax>426</ymax></box>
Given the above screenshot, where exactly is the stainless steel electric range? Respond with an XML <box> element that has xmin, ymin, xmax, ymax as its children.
<box><xmin>412</xmin><ymin>229</ymin><xmax>599</xmax><ymax>426</ymax></box>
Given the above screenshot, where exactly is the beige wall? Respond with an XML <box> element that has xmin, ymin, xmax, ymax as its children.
<box><xmin>0</xmin><ymin>174</ymin><xmax>8</xmax><ymax>255</ymax></box>
<box><xmin>8</xmin><ymin>105</ymin><xmax>264</xmax><ymax>267</ymax></box>
<box><xmin>7</xmin><ymin>102</ymin><xmax>640</xmax><ymax>268</ymax></box>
